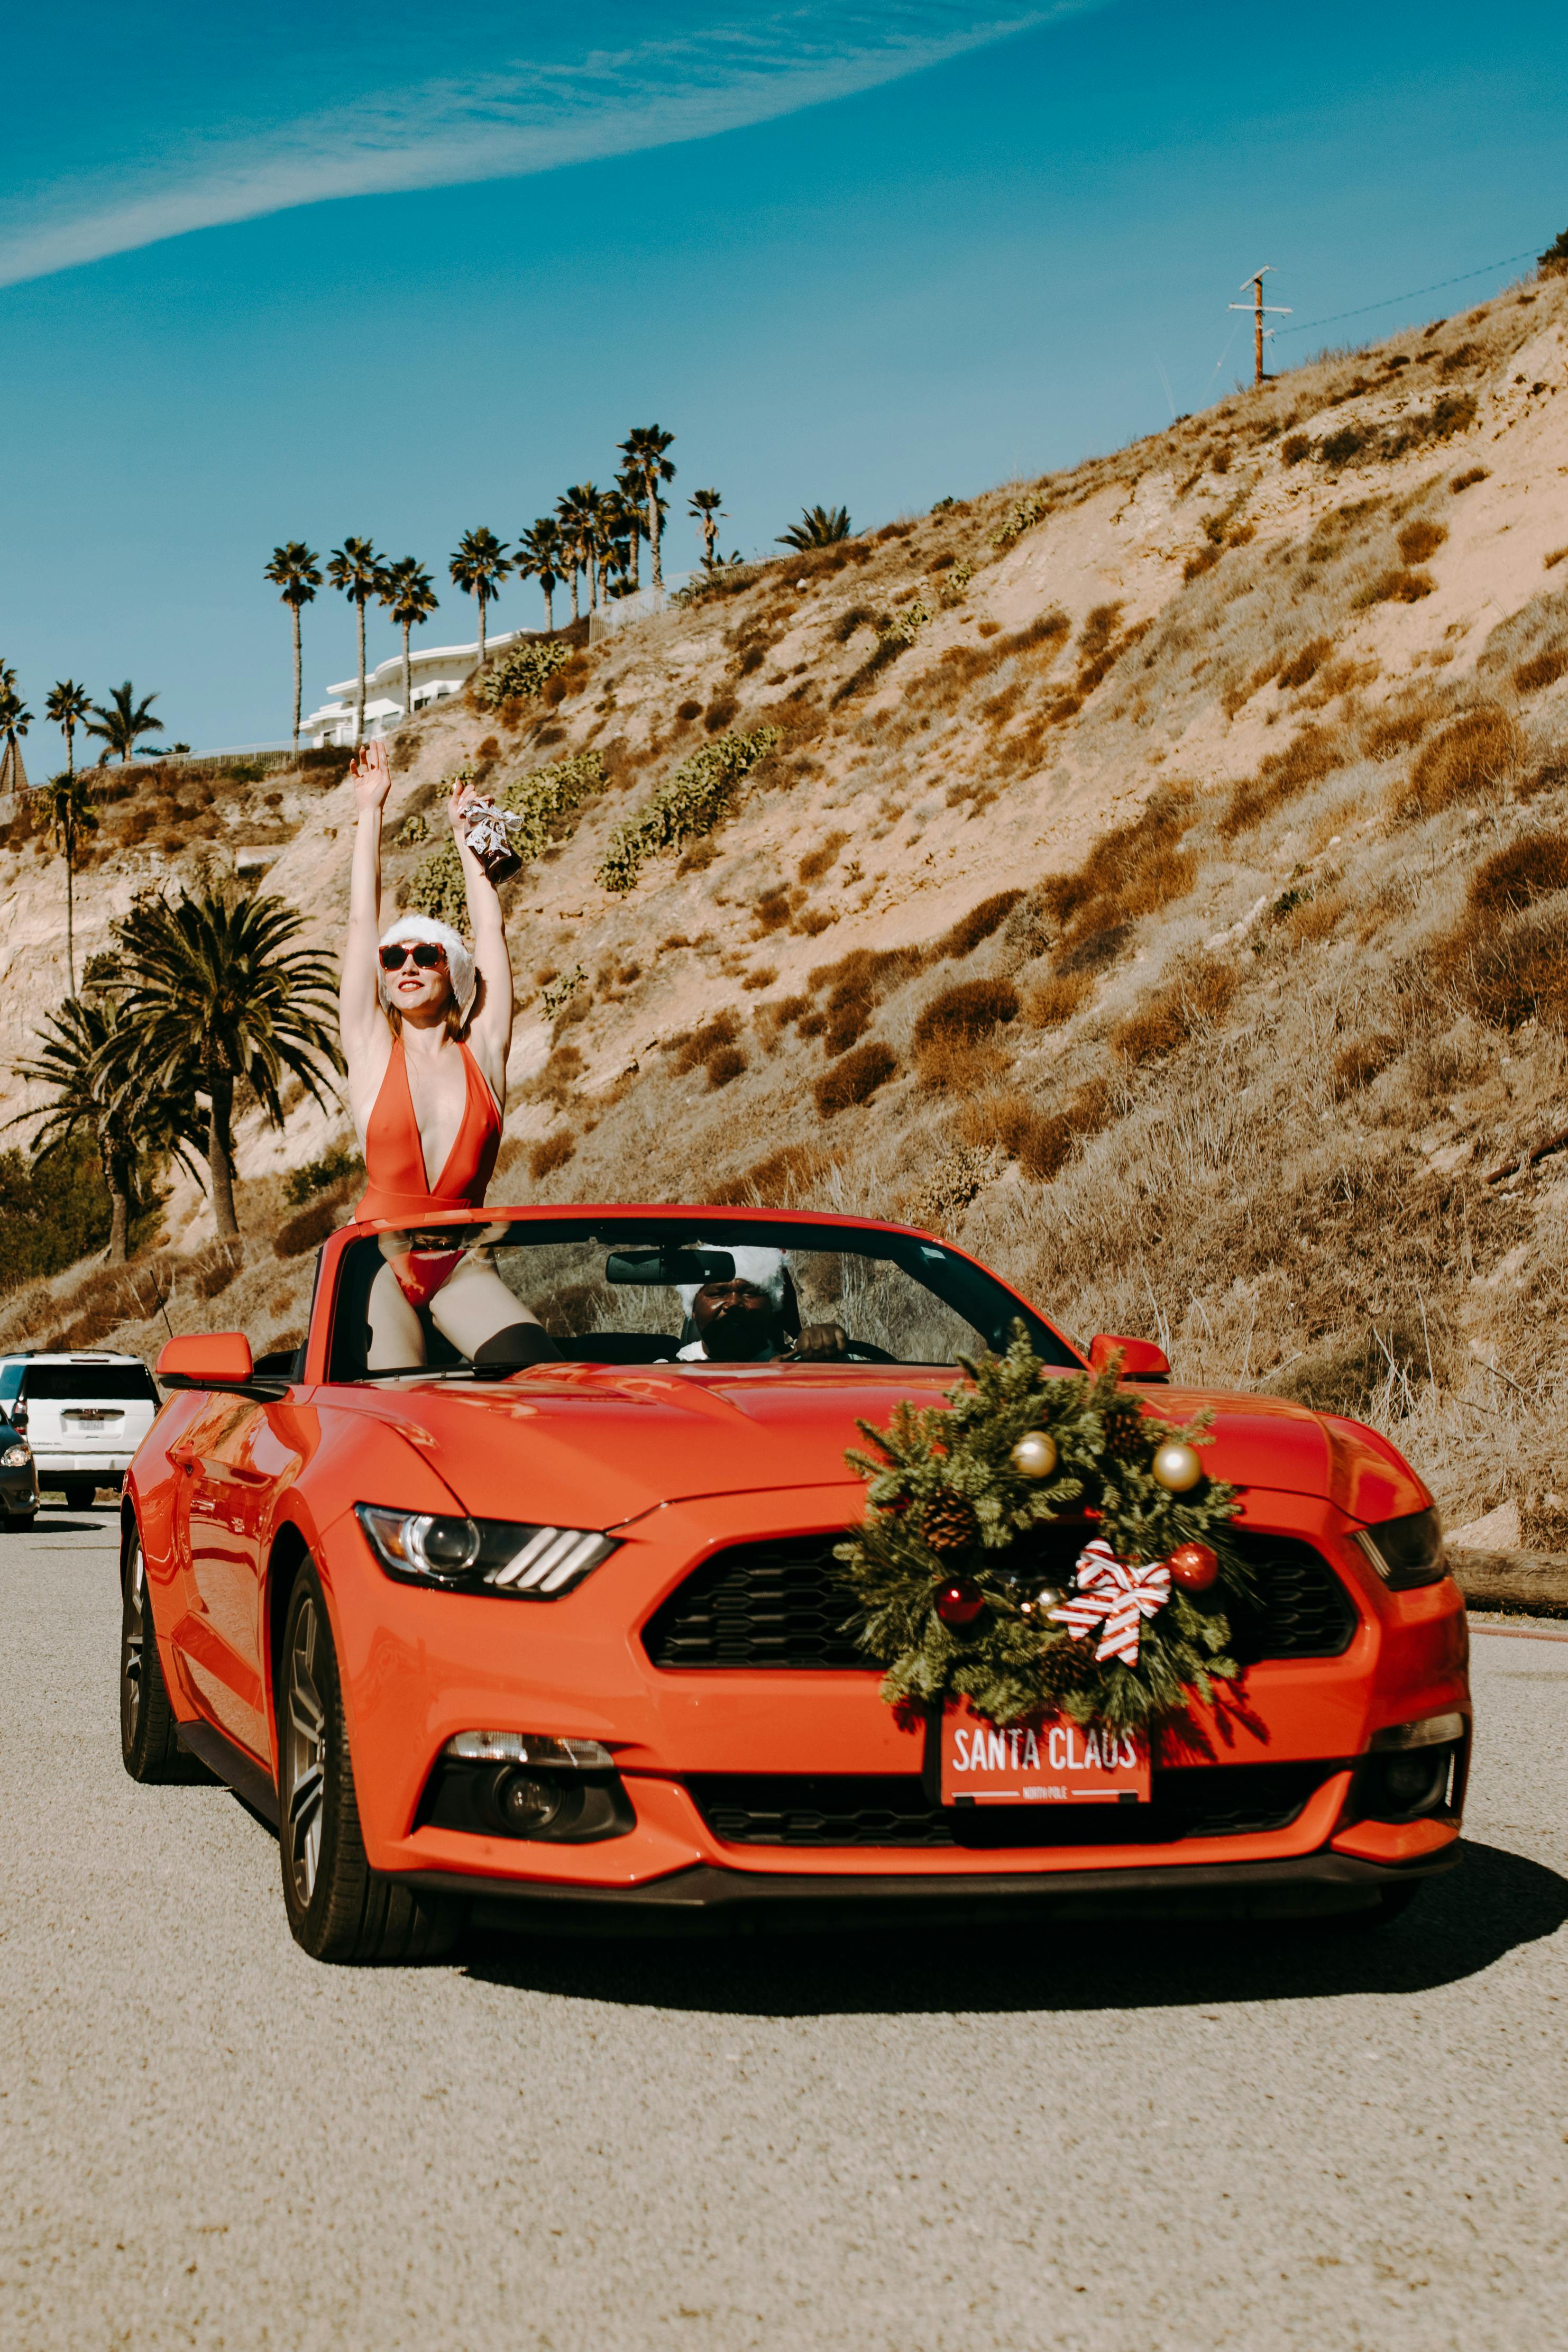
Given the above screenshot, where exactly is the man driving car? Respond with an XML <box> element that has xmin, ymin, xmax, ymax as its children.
<box><xmin>675</xmin><ymin>1247</ymin><xmax>849</xmax><ymax>1363</ymax></box>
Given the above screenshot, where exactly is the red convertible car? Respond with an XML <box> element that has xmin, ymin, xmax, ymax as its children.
<box><xmin>119</xmin><ymin>1206</ymin><xmax>1470</xmax><ymax>1963</ymax></box>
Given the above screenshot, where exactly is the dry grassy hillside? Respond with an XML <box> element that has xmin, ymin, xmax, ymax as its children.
<box><xmin>5</xmin><ymin>273</ymin><xmax>1568</xmax><ymax>1538</ymax></box>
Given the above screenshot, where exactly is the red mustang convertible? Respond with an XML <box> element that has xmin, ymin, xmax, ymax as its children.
<box><xmin>119</xmin><ymin>1207</ymin><xmax>1470</xmax><ymax>1963</ymax></box>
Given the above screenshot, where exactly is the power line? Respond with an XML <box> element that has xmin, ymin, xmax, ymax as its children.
<box><xmin>1276</xmin><ymin>247</ymin><xmax>1541</xmax><ymax>341</ymax></box>
<box><xmin>1227</xmin><ymin>265</ymin><xmax>1291</xmax><ymax>386</ymax></box>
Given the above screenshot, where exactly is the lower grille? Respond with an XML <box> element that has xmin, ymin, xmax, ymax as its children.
<box><xmin>642</xmin><ymin>1527</ymin><xmax>1358</xmax><ymax>1671</ymax></box>
<box><xmin>685</xmin><ymin>1762</ymin><xmax>1334</xmax><ymax>1848</ymax></box>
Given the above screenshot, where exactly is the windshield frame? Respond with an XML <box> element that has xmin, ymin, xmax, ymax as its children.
<box><xmin>317</xmin><ymin>1208</ymin><xmax>1081</xmax><ymax>1385</ymax></box>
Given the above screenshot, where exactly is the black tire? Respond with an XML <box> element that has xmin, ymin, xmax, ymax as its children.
<box><xmin>63</xmin><ymin>1481</ymin><xmax>97</xmax><ymax>1512</ymax></box>
<box><xmin>6</xmin><ymin>1512</ymin><xmax>36</xmax><ymax>1530</ymax></box>
<box><xmin>121</xmin><ymin>1529</ymin><xmax>207</xmax><ymax>1783</ymax></box>
<box><xmin>277</xmin><ymin>1561</ymin><xmax>465</xmax><ymax>1965</ymax></box>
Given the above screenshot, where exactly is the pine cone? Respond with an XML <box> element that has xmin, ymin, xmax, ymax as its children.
<box><xmin>921</xmin><ymin>1491</ymin><xmax>980</xmax><ymax>1554</ymax></box>
<box><xmin>1100</xmin><ymin>1404</ymin><xmax>1149</xmax><ymax>1463</ymax></box>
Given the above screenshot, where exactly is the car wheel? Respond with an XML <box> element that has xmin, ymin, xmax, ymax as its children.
<box><xmin>278</xmin><ymin>1562</ymin><xmax>465</xmax><ymax>1965</ymax></box>
<box><xmin>10</xmin><ymin>1512</ymin><xmax>36</xmax><ymax>1530</ymax></box>
<box><xmin>63</xmin><ymin>1482</ymin><xmax>97</xmax><ymax>1512</ymax></box>
<box><xmin>121</xmin><ymin>1531</ymin><xmax>207</xmax><ymax>1783</ymax></box>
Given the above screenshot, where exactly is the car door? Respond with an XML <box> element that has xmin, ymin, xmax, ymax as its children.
<box><xmin>169</xmin><ymin>1395</ymin><xmax>307</xmax><ymax>1762</ymax></box>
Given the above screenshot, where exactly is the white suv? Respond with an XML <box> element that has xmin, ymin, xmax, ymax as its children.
<box><xmin>0</xmin><ymin>1352</ymin><xmax>162</xmax><ymax>1511</ymax></box>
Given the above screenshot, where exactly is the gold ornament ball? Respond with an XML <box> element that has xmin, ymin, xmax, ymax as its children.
<box><xmin>1010</xmin><ymin>1430</ymin><xmax>1059</xmax><ymax>1480</ymax></box>
<box><xmin>1151</xmin><ymin>1440</ymin><xmax>1203</xmax><ymax>1494</ymax></box>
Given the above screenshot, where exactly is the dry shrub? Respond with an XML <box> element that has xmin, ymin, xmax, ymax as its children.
<box><xmin>190</xmin><ymin>1240</ymin><xmax>245</xmax><ymax>1300</ymax></box>
<box><xmin>915</xmin><ymin>1035</ymin><xmax>1012</xmax><ymax>1094</ymax></box>
<box><xmin>1436</xmin><ymin>900</ymin><xmax>1568</xmax><ymax>1030</ymax></box>
<box><xmin>752</xmin><ymin>887</ymin><xmax>792</xmax><ymax>934</ymax></box>
<box><xmin>814</xmin><ymin>1040</ymin><xmax>898</xmax><ymax>1116</ymax></box>
<box><xmin>669</xmin><ymin>1012</ymin><xmax>746</xmax><ymax>1084</ymax></box>
<box><xmin>274</xmin><ymin>1200</ymin><xmax>341</xmax><ymax>1258</ymax></box>
<box><xmin>529</xmin><ymin>1131</ymin><xmax>576</xmax><ymax>1179</ymax></box>
<box><xmin>1546</xmin><ymin>547</ymin><xmax>1568</xmax><ymax>572</ymax></box>
<box><xmin>705</xmin><ymin>1045</ymin><xmax>748</xmax><ymax>1088</ymax></box>
<box><xmin>1023</xmin><ymin>970</ymin><xmax>1093</xmax><ymax>1027</ymax></box>
<box><xmin>1465</xmin><ymin>830</ymin><xmax>1568</xmax><ymax>917</ymax></box>
<box><xmin>1221</xmin><ymin>726</ymin><xmax>1344</xmax><ymax>838</ymax></box>
<box><xmin>1283</xmin><ymin>891</ymin><xmax>1344</xmax><ymax>945</ymax></box>
<box><xmin>1037</xmin><ymin>786</ymin><xmax>1197</xmax><ymax>956</ymax></box>
<box><xmin>912</xmin><ymin>977</ymin><xmax>1020</xmax><ymax>1050</ymax></box>
<box><xmin>675</xmin><ymin>698</ymin><xmax>702</xmax><ymax>721</ymax></box>
<box><xmin>797</xmin><ymin>830</ymin><xmax>850</xmax><ymax>884</ymax></box>
<box><xmin>933</xmin><ymin>891</ymin><xmax>1024</xmax><ymax>959</ymax></box>
<box><xmin>810</xmin><ymin>945</ymin><xmax>924</xmax><ymax>1055</ymax></box>
<box><xmin>1514</xmin><ymin>645</ymin><xmax>1568</xmax><ymax>694</ymax></box>
<box><xmin>1395</xmin><ymin>706</ymin><xmax>1523</xmax><ymax>819</ymax></box>
<box><xmin>1397</xmin><ymin>519</ymin><xmax>1448</xmax><ymax>564</ymax></box>
<box><xmin>1276</xmin><ymin>637</ymin><xmax>1333</xmax><ymax>692</ymax></box>
<box><xmin>1267</xmin><ymin>1316</ymin><xmax>1434</xmax><ymax>1418</ymax></box>
<box><xmin>1110</xmin><ymin>960</ymin><xmax>1239</xmax><ymax>1067</ymax></box>
<box><xmin>1333</xmin><ymin>1033</ymin><xmax>1400</xmax><ymax>1096</ymax></box>
<box><xmin>742</xmin><ymin>965</ymin><xmax>777</xmax><ymax>992</ymax></box>
<box><xmin>1281</xmin><ymin>434</ymin><xmax>1312</xmax><ymax>465</ymax></box>
<box><xmin>1356</xmin><ymin>565</ymin><xmax>1434</xmax><ymax>607</ymax></box>
<box><xmin>1450</xmin><ymin>468</ymin><xmax>1489</xmax><ymax>493</ymax></box>
<box><xmin>525</xmin><ymin>1043</ymin><xmax>584</xmax><ymax>1105</ymax></box>
<box><xmin>718</xmin><ymin>1143</ymin><xmax>835</xmax><ymax>1206</ymax></box>
<box><xmin>1361</xmin><ymin>704</ymin><xmax>1435</xmax><ymax>761</ymax></box>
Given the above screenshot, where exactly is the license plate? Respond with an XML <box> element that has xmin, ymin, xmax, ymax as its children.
<box><xmin>939</xmin><ymin>1704</ymin><xmax>1150</xmax><ymax>1806</ymax></box>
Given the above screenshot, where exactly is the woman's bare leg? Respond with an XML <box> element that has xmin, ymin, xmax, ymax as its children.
<box><xmin>429</xmin><ymin>1256</ymin><xmax>542</xmax><ymax>1359</ymax></box>
<box><xmin>367</xmin><ymin>1261</ymin><xmax>428</xmax><ymax>1370</ymax></box>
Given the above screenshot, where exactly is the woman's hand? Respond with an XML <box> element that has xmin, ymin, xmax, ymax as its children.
<box><xmin>350</xmin><ymin>740</ymin><xmax>393</xmax><ymax>814</ymax></box>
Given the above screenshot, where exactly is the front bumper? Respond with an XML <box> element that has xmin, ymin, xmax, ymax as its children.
<box><xmin>408</xmin><ymin>1837</ymin><xmax>1461</xmax><ymax>1936</ymax></box>
<box><xmin>0</xmin><ymin>1467</ymin><xmax>38</xmax><ymax>1513</ymax></box>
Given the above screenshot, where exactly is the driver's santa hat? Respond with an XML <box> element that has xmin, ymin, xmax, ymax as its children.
<box><xmin>377</xmin><ymin>913</ymin><xmax>476</xmax><ymax>1026</ymax></box>
<box><xmin>677</xmin><ymin>1245</ymin><xmax>788</xmax><ymax>1316</ymax></box>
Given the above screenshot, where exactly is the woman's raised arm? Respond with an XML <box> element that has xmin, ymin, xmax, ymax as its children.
<box><xmin>341</xmin><ymin>741</ymin><xmax>395</xmax><ymax>1072</ymax></box>
<box><xmin>451</xmin><ymin>779</ymin><xmax>514</xmax><ymax>1102</ymax></box>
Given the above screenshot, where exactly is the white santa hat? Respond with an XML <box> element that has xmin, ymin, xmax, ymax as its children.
<box><xmin>378</xmin><ymin>913</ymin><xmax>476</xmax><ymax>1027</ymax></box>
<box><xmin>677</xmin><ymin>1245</ymin><xmax>788</xmax><ymax>1317</ymax></box>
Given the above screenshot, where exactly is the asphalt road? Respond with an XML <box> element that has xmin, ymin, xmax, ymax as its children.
<box><xmin>2</xmin><ymin>1512</ymin><xmax>1565</xmax><ymax>2352</ymax></box>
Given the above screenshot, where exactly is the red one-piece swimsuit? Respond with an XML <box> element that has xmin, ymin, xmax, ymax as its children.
<box><xmin>356</xmin><ymin>1037</ymin><xmax>502</xmax><ymax>1307</ymax></box>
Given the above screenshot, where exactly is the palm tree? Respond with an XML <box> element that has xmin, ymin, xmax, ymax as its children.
<box><xmin>85</xmin><ymin>681</ymin><xmax>160</xmax><ymax>765</ymax></box>
<box><xmin>555</xmin><ymin>487</ymin><xmax>600</xmax><ymax>619</ymax></box>
<box><xmin>449</xmin><ymin>527</ymin><xmax>512</xmax><ymax>665</ymax></box>
<box><xmin>778</xmin><ymin>504</ymin><xmax>852</xmax><ymax>550</ymax></box>
<box><xmin>263</xmin><ymin>542</ymin><xmax>322</xmax><ymax>753</ymax></box>
<box><xmin>690</xmin><ymin>488</ymin><xmax>726</xmax><ymax>571</ymax></box>
<box><xmin>10</xmin><ymin>995</ymin><xmax>205</xmax><ymax>1264</ymax></box>
<box><xmin>327</xmin><ymin>537</ymin><xmax>383</xmax><ymax>746</ymax></box>
<box><xmin>379</xmin><ymin>557</ymin><xmax>439</xmax><ymax>724</ymax></box>
<box><xmin>619</xmin><ymin>425</ymin><xmax>677</xmax><ymax>590</ymax></box>
<box><xmin>0</xmin><ymin>681</ymin><xmax>32</xmax><ymax>792</ymax></box>
<box><xmin>45</xmin><ymin>680</ymin><xmax>92</xmax><ymax>774</ymax></box>
<box><xmin>515</xmin><ymin>518</ymin><xmax>563</xmax><ymax>631</ymax></box>
<box><xmin>614</xmin><ymin>470</ymin><xmax>646</xmax><ymax>591</ymax></box>
<box><xmin>39</xmin><ymin>771</ymin><xmax>99</xmax><ymax>992</ymax></box>
<box><xmin>105</xmin><ymin>888</ymin><xmax>341</xmax><ymax>1237</ymax></box>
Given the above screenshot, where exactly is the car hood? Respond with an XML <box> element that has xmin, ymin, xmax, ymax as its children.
<box><xmin>327</xmin><ymin>1364</ymin><xmax>1428</xmax><ymax>1531</ymax></box>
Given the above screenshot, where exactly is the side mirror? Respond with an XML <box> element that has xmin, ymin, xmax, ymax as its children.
<box><xmin>156</xmin><ymin>1332</ymin><xmax>255</xmax><ymax>1390</ymax></box>
<box><xmin>1088</xmin><ymin>1333</ymin><xmax>1171</xmax><ymax>1382</ymax></box>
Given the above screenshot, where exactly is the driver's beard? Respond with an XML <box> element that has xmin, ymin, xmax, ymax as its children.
<box><xmin>700</xmin><ymin>1308</ymin><xmax>774</xmax><ymax>1362</ymax></box>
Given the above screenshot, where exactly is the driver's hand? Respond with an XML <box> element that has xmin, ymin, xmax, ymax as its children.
<box><xmin>785</xmin><ymin>1321</ymin><xmax>849</xmax><ymax>1362</ymax></box>
<box><xmin>350</xmin><ymin>739</ymin><xmax>393</xmax><ymax>813</ymax></box>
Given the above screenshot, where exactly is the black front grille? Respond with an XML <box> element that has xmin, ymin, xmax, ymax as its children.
<box><xmin>643</xmin><ymin>1526</ymin><xmax>1359</xmax><ymax>1671</ymax></box>
<box><xmin>685</xmin><ymin>1762</ymin><xmax>1333</xmax><ymax>1848</ymax></box>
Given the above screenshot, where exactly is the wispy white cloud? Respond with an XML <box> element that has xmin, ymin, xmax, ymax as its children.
<box><xmin>0</xmin><ymin>6</ymin><xmax>1089</xmax><ymax>288</ymax></box>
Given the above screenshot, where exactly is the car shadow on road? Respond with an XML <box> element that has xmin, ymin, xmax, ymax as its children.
<box><xmin>461</xmin><ymin>1839</ymin><xmax>1567</xmax><ymax>2015</ymax></box>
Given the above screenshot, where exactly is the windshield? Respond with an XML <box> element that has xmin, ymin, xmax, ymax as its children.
<box><xmin>13</xmin><ymin>1364</ymin><xmax>159</xmax><ymax>1402</ymax></box>
<box><xmin>328</xmin><ymin>1218</ymin><xmax>1077</xmax><ymax>1380</ymax></box>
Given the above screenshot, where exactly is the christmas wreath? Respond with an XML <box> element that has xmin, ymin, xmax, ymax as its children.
<box><xmin>836</xmin><ymin>1326</ymin><xmax>1249</xmax><ymax>1737</ymax></box>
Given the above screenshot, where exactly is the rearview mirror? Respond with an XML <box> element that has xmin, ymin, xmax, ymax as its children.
<box><xmin>1088</xmin><ymin>1333</ymin><xmax>1171</xmax><ymax>1382</ymax></box>
<box><xmin>605</xmin><ymin>1247</ymin><xmax>737</xmax><ymax>1287</ymax></box>
<box><xmin>156</xmin><ymin>1332</ymin><xmax>257</xmax><ymax>1390</ymax></box>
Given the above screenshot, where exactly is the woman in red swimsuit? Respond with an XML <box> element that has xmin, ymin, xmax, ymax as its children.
<box><xmin>342</xmin><ymin>741</ymin><xmax>548</xmax><ymax>1371</ymax></box>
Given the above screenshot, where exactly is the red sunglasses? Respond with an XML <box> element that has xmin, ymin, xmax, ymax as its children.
<box><xmin>379</xmin><ymin>941</ymin><xmax>448</xmax><ymax>972</ymax></box>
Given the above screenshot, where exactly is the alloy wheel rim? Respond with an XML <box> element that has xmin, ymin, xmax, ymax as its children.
<box><xmin>121</xmin><ymin>1544</ymin><xmax>146</xmax><ymax>1746</ymax></box>
<box><xmin>285</xmin><ymin>1596</ymin><xmax>327</xmax><ymax>1906</ymax></box>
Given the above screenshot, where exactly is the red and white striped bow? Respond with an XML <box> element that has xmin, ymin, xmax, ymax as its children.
<box><xmin>1047</xmin><ymin>1538</ymin><xmax>1171</xmax><ymax>1667</ymax></box>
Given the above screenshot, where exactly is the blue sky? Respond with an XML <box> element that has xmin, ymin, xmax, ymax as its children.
<box><xmin>2</xmin><ymin>0</ymin><xmax>1564</xmax><ymax>765</ymax></box>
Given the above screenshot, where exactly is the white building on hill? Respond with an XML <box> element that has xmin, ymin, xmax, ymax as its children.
<box><xmin>303</xmin><ymin>629</ymin><xmax>534</xmax><ymax>747</ymax></box>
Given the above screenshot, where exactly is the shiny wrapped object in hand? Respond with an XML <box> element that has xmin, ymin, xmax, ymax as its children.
<box><xmin>463</xmin><ymin>795</ymin><xmax>522</xmax><ymax>886</ymax></box>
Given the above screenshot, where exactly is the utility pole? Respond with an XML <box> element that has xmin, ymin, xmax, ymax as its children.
<box><xmin>1228</xmin><ymin>266</ymin><xmax>1292</xmax><ymax>387</ymax></box>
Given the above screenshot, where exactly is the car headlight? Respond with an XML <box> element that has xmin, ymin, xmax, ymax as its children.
<box><xmin>2</xmin><ymin>1444</ymin><xmax>30</xmax><ymax>1469</ymax></box>
<box><xmin>1352</xmin><ymin>1505</ymin><xmax>1446</xmax><ymax>1590</ymax></box>
<box><xmin>355</xmin><ymin>1504</ymin><xmax>618</xmax><ymax>1597</ymax></box>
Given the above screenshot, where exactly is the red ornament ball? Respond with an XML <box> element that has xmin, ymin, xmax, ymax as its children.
<box><xmin>1168</xmin><ymin>1541</ymin><xmax>1219</xmax><ymax>1594</ymax></box>
<box><xmin>934</xmin><ymin>1578</ymin><xmax>986</xmax><ymax>1630</ymax></box>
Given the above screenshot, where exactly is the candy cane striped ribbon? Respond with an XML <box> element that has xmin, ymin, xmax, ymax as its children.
<box><xmin>1047</xmin><ymin>1537</ymin><xmax>1172</xmax><ymax>1667</ymax></box>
